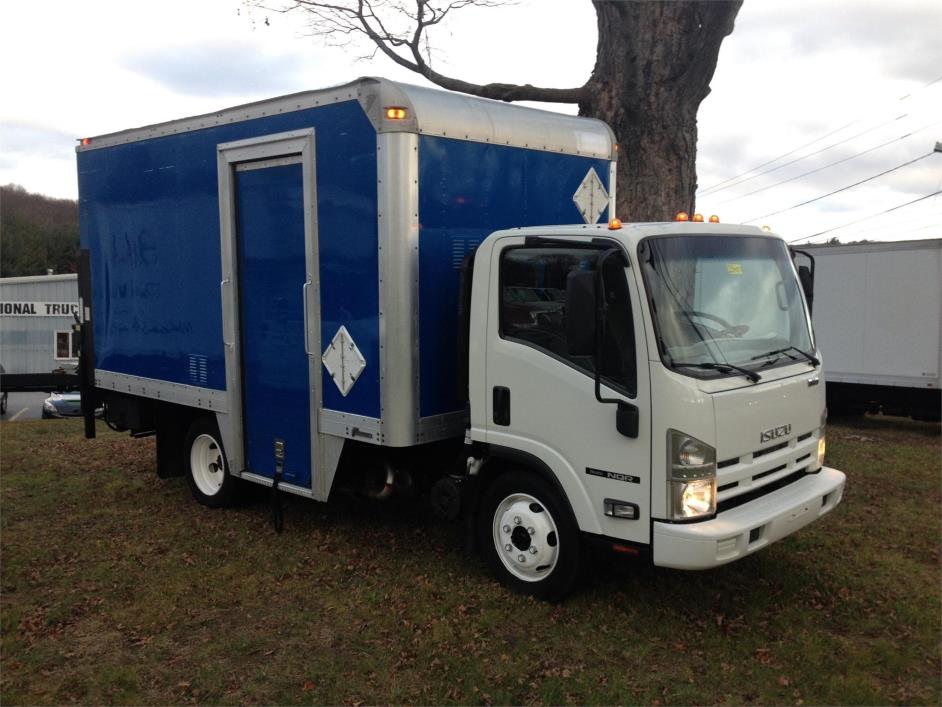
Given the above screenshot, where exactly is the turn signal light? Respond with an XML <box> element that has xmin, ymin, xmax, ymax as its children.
<box><xmin>385</xmin><ymin>107</ymin><xmax>408</xmax><ymax>120</ymax></box>
<box><xmin>692</xmin><ymin>213</ymin><xmax>705</xmax><ymax>222</ymax></box>
<box><xmin>608</xmin><ymin>217</ymin><xmax>622</xmax><ymax>230</ymax></box>
<box><xmin>675</xmin><ymin>211</ymin><xmax>689</xmax><ymax>222</ymax></box>
<box><xmin>709</xmin><ymin>214</ymin><xmax>720</xmax><ymax>223</ymax></box>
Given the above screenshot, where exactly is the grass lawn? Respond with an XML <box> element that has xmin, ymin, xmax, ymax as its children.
<box><xmin>1</xmin><ymin>416</ymin><xmax>939</xmax><ymax>705</ymax></box>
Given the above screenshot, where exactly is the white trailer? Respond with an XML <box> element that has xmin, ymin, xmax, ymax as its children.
<box><xmin>803</xmin><ymin>239</ymin><xmax>941</xmax><ymax>421</ymax></box>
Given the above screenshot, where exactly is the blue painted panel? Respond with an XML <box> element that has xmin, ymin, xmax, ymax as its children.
<box><xmin>417</xmin><ymin>136</ymin><xmax>611</xmax><ymax>417</ymax></box>
<box><xmin>236</xmin><ymin>163</ymin><xmax>311</xmax><ymax>485</ymax></box>
<box><xmin>78</xmin><ymin>101</ymin><xmax>381</xmax><ymax>418</ymax></box>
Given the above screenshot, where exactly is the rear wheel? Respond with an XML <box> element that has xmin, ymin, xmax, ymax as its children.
<box><xmin>184</xmin><ymin>417</ymin><xmax>238</xmax><ymax>507</ymax></box>
<box><xmin>478</xmin><ymin>470</ymin><xmax>582</xmax><ymax>601</ymax></box>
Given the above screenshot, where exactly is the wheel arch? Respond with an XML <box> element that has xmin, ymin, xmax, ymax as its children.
<box><xmin>479</xmin><ymin>444</ymin><xmax>599</xmax><ymax>535</ymax></box>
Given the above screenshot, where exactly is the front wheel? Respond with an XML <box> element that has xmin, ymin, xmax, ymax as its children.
<box><xmin>184</xmin><ymin>417</ymin><xmax>238</xmax><ymax>508</ymax></box>
<box><xmin>478</xmin><ymin>470</ymin><xmax>582</xmax><ymax>601</ymax></box>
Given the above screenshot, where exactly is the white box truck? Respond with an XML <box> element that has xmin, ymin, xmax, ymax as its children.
<box><xmin>75</xmin><ymin>78</ymin><xmax>845</xmax><ymax>598</ymax></box>
<box><xmin>803</xmin><ymin>239</ymin><xmax>941</xmax><ymax>421</ymax></box>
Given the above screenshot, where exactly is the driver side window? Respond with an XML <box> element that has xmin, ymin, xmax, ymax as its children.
<box><xmin>499</xmin><ymin>246</ymin><xmax>636</xmax><ymax>397</ymax></box>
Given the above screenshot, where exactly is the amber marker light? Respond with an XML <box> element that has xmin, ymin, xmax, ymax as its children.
<box><xmin>692</xmin><ymin>213</ymin><xmax>705</xmax><ymax>222</ymax></box>
<box><xmin>675</xmin><ymin>211</ymin><xmax>689</xmax><ymax>222</ymax></box>
<box><xmin>385</xmin><ymin>107</ymin><xmax>408</xmax><ymax>120</ymax></box>
<box><xmin>709</xmin><ymin>214</ymin><xmax>720</xmax><ymax>223</ymax></box>
<box><xmin>608</xmin><ymin>217</ymin><xmax>623</xmax><ymax>230</ymax></box>
<box><xmin>80</xmin><ymin>138</ymin><xmax>92</xmax><ymax>146</ymax></box>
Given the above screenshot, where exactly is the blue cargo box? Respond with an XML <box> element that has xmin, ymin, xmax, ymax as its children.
<box><xmin>77</xmin><ymin>77</ymin><xmax>615</xmax><ymax>498</ymax></box>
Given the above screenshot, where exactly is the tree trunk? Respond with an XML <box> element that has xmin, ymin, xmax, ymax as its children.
<box><xmin>581</xmin><ymin>1</ymin><xmax>741</xmax><ymax>222</ymax></box>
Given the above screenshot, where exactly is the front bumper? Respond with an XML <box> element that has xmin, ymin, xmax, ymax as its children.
<box><xmin>652</xmin><ymin>466</ymin><xmax>845</xmax><ymax>570</ymax></box>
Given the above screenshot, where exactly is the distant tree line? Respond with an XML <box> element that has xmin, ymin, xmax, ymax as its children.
<box><xmin>1</xmin><ymin>184</ymin><xmax>80</xmax><ymax>278</ymax></box>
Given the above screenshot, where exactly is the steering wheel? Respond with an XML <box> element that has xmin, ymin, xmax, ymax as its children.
<box><xmin>681</xmin><ymin>310</ymin><xmax>750</xmax><ymax>338</ymax></box>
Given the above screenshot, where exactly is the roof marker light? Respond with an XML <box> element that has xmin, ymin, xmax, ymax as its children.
<box><xmin>608</xmin><ymin>217</ymin><xmax>622</xmax><ymax>230</ymax></box>
<box><xmin>709</xmin><ymin>214</ymin><xmax>720</xmax><ymax>223</ymax></box>
<box><xmin>385</xmin><ymin>107</ymin><xmax>408</xmax><ymax>120</ymax></box>
<box><xmin>675</xmin><ymin>211</ymin><xmax>689</xmax><ymax>222</ymax></box>
<box><xmin>692</xmin><ymin>213</ymin><xmax>705</xmax><ymax>222</ymax></box>
<box><xmin>81</xmin><ymin>138</ymin><xmax>92</xmax><ymax>146</ymax></box>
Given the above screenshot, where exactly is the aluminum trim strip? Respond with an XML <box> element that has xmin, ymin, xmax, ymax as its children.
<box><xmin>94</xmin><ymin>369</ymin><xmax>228</xmax><ymax>411</ymax></box>
<box><xmin>77</xmin><ymin>77</ymin><xmax>616</xmax><ymax>160</ymax></box>
<box><xmin>235</xmin><ymin>155</ymin><xmax>303</xmax><ymax>171</ymax></box>
<box><xmin>239</xmin><ymin>471</ymin><xmax>315</xmax><ymax>499</ymax></box>
<box><xmin>319</xmin><ymin>409</ymin><xmax>384</xmax><ymax>444</ymax></box>
<box><xmin>377</xmin><ymin>132</ymin><xmax>420</xmax><ymax>447</ymax></box>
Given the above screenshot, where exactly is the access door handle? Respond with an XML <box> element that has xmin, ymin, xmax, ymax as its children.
<box><xmin>302</xmin><ymin>281</ymin><xmax>312</xmax><ymax>356</ymax></box>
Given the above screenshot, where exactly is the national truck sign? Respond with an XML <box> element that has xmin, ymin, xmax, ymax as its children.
<box><xmin>0</xmin><ymin>301</ymin><xmax>79</xmax><ymax>317</ymax></box>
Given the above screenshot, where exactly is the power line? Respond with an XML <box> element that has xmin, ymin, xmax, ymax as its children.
<box><xmin>838</xmin><ymin>210</ymin><xmax>938</xmax><ymax>240</ymax></box>
<box><xmin>699</xmin><ymin>73</ymin><xmax>942</xmax><ymax>196</ymax></box>
<box><xmin>700</xmin><ymin>113</ymin><xmax>910</xmax><ymax>197</ymax></box>
<box><xmin>744</xmin><ymin>152</ymin><xmax>937</xmax><ymax>223</ymax></box>
<box><xmin>887</xmin><ymin>223</ymin><xmax>939</xmax><ymax>239</ymax></box>
<box><xmin>714</xmin><ymin>121</ymin><xmax>940</xmax><ymax>206</ymax></box>
<box><xmin>788</xmin><ymin>190</ymin><xmax>942</xmax><ymax>244</ymax></box>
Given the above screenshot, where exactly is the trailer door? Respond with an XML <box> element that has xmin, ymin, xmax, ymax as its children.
<box><xmin>217</xmin><ymin>129</ymin><xmax>327</xmax><ymax>498</ymax></box>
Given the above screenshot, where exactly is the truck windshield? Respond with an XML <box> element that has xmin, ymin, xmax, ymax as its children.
<box><xmin>640</xmin><ymin>235</ymin><xmax>813</xmax><ymax>377</ymax></box>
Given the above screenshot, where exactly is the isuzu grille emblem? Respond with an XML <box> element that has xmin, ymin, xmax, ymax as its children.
<box><xmin>760</xmin><ymin>424</ymin><xmax>791</xmax><ymax>443</ymax></box>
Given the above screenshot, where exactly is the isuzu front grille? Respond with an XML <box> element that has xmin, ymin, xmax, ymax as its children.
<box><xmin>715</xmin><ymin>428</ymin><xmax>820</xmax><ymax>510</ymax></box>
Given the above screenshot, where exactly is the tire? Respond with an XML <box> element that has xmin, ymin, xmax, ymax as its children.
<box><xmin>0</xmin><ymin>393</ymin><xmax>7</xmax><ymax>415</ymax></box>
<box><xmin>184</xmin><ymin>417</ymin><xmax>238</xmax><ymax>508</ymax></box>
<box><xmin>478</xmin><ymin>470</ymin><xmax>582</xmax><ymax>601</ymax></box>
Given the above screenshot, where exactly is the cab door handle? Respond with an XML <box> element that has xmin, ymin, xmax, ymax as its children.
<box><xmin>493</xmin><ymin>386</ymin><xmax>510</xmax><ymax>426</ymax></box>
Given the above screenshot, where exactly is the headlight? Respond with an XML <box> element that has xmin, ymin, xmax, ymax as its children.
<box><xmin>811</xmin><ymin>408</ymin><xmax>826</xmax><ymax>472</ymax></box>
<box><xmin>668</xmin><ymin>430</ymin><xmax>716</xmax><ymax>520</ymax></box>
<box><xmin>43</xmin><ymin>400</ymin><xmax>56</xmax><ymax>411</ymax></box>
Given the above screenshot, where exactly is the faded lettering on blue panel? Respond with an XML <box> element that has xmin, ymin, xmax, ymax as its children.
<box><xmin>417</xmin><ymin>135</ymin><xmax>611</xmax><ymax>417</ymax></box>
<box><xmin>78</xmin><ymin>101</ymin><xmax>379</xmax><ymax>406</ymax></box>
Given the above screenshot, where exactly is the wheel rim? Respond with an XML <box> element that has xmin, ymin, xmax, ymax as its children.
<box><xmin>492</xmin><ymin>492</ymin><xmax>560</xmax><ymax>582</ymax></box>
<box><xmin>190</xmin><ymin>433</ymin><xmax>225</xmax><ymax>496</ymax></box>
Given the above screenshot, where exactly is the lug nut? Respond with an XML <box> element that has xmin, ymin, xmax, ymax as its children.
<box><xmin>504</xmin><ymin>544</ymin><xmax>512</xmax><ymax>552</ymax></box>
<box><xmin>527</xmin><ymin>527</ymin><xmax>535</xmax><ymax>535</ymax></box>
<box><xmin>502</xmin><ymin>525</ymin><xmax>510</xmax><ymax>533</ymax></box>
<box><xmin>518</xmin><ymin>554</ymin><xmax>526</xmax><ymax>563</ymax></box>
<box><xmin>513</xmin><ymin>516</ymin><xmax>521</xmax><ymax>525</ymax></box>
<box><xmin>529</xmin><ymin>546</ymin><xmax>537</xmax><ymax>554</ymax></box>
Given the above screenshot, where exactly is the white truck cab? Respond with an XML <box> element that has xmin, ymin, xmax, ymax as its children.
<box><xmin>463</xmin><ymin>221</ymin><xmax>845</xmax><ymax>598</ymax></box>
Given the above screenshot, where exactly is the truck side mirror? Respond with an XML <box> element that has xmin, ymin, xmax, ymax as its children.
<box><xmin>566</xmin><ymin>270</ymin><xmax>597</xmax><ymax>356</ymax></box>
<box><xmin>797</xmin><ymin>264</ymin><xmax>814</xmax><ymax>314</ymax></box>
<box><xmin>790</xmin><ymin>247</ymin><xmax>815</xmax><ymax>315</ymax></box>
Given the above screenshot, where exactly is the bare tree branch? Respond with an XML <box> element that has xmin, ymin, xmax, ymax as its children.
<box><xmin>256</xmin><ymin>0</ymin><xmax>589</xmax><ymax>103</ymax></box>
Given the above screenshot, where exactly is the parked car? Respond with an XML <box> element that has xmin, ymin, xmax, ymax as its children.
<box><xmin>41</xmin><ymin>392</ymin><xmax>83</xmax><ymax>418</ymax></box>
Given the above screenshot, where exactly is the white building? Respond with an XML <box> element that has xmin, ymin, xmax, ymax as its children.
<box><xmin>0</xmin><ymin>274</ymin><xmax>80</xmax><ymax>374</ymax></box>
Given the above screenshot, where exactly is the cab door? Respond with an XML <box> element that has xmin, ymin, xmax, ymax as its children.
<box><xmin>483</xmin><ymin>237</ymin><xmax>652</xmax><ymax>544</ymax></box>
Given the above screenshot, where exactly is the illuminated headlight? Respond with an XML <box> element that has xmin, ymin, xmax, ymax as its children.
<box><xmin>811</xmin><ymin>408</ymin><xmax>826</xmax><ymax>472</ymax></box>
<box><xmin>668</xmin><ymin>430</ymin><xmax>716</xmax><ymax>520</ymax></box>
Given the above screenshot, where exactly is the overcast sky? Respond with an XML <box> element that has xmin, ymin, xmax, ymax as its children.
<box><xmin>1</xmin><ymin>0</ymin><xmax>939</xmax><ymax>243</ymax></box>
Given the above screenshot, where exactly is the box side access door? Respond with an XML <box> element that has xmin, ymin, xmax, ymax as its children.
<box><xmin>217</xmin><ymin>129</ymin><xmax>341</xmax><ymax>501</ymax></box>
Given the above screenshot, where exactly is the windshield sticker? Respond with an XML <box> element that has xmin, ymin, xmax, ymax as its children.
<box><xmin>726</xmin><ymin>263</ymin><xmax>743</xmax><ymax>275</ymax></box>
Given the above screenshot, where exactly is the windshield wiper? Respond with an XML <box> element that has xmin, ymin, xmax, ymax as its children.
<box><xmin>670</xmin><ymin>361</ymin><xmax>762</xmax><ymax>383</ymax></box>
<box><xmin>750</xmin><ymin>346</ymin><xmax>819</xmax><ymax>366</ymax></box>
